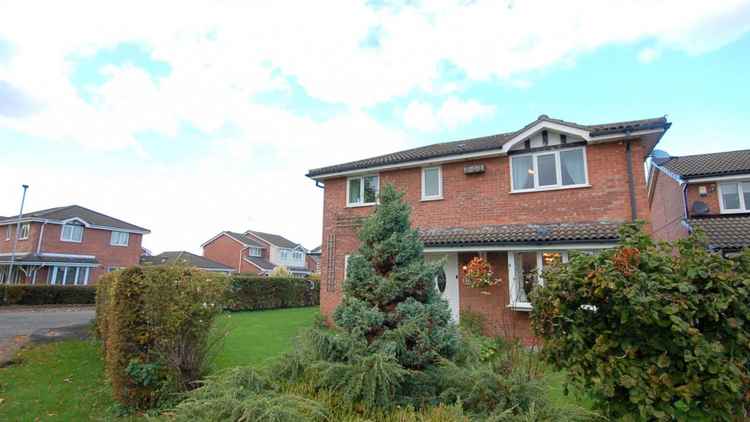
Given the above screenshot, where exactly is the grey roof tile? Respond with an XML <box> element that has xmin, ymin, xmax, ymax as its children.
<box><xmin>245</xmin><ymin>230</ymin><xmax>301</xmax><ymax>249</ymax></box>
<box><xmin>660</xmin><ymin>149</ymin><xmax>750</xmax><ymax>179</ymax></box>
<box><xmin>245</xmin><ymin>256</ymin><xmax>276</xmax><ymax>270</ymax></box>
<box><xmin>0</xmin><ymin>254</ymin><xmax>99</xmax><ymax>265</ymax></box>
<box><xmin>226</xmin><ymin>231</ymin><xmax>264</xmax><ymax>247</ymax></box>
<box><xmin>307</xmin><ymin>116</ymin><xmax>669</xmax><ymax>177</ymax></box>
<box><xmin>688</xmin><ymin>214</ymin><xmax>750</xmax><ymax>250</ymax></box>
<box><xmin>140</xmin><ymin>251</ymin><xmax>233</xmax><ymax>271</ymax></box>
<box><xmin>419</xmin><ymin>221</ymin><xmax>623</xmax><ymax>247</ymax></box>
<box><xmin>0</xmin><ymin>205</ymin><xmax>149</xmax><ymax>232</ymax></box>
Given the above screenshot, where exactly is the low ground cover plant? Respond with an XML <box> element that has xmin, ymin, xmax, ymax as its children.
<box><xmin>173</xmin><ymin>185</ymin><xmax>596</xmax><ymax>421</ymax></box>
<box><xmin>532</xmin><ymin>224</ymin><xmax>750</xmax><ymax>421</ymax></box>
<box><xmin>96</xmin><ymin>265</ymin><xmax>229</xmax><ymax>410</ymax></box>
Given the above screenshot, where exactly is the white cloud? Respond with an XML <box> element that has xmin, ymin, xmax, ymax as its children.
<box><xmin>638</xmin><ymin>47</ymin><xmax>661</xmax><ymax>64</ymax></box>
<box><xmin>403</xmin><ymin>98</ymin><xmax>495</xmax><ymax>132</ymax></box>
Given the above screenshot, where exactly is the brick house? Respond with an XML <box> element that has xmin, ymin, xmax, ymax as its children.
<box><xmin>202</xmin><ymin>230</ymin><xmax>312</xmax><ymax>277</ymax></box>
<box><xmin>648</xmin><ymin>149</ymin><xmax>750</xmax><ymax>254</ymax></box>
<box><xmin>0</xmin><ymin>205</ymin><xmax>149</xmax><ymax>285</ymax></box>
<box><xmin>306</xmin><ymin>115</ymin><xmax>671</xmax><ymax>343</ymax></box>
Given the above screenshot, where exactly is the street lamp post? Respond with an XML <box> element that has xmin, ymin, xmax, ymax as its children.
<box><xmin>7</xmin><ymin>184</ymin><xmax>29</xmax><ymax>285</ymax></box>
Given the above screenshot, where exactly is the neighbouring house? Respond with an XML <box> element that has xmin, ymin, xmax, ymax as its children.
<box><xmin>140</xmin><ymin>251</ymin><xmax>234</xmax><ymax>274</ymax></box>
<box><xmin>307</xmin><ymin>245</ymin><xmax>321</xmax><ymax>274</ymax></box>
<box><xmin>0</xmin><ymin>205</ymin><xmax>149</xmax><ymax>285</ymax></box>
<box><xmin>307</xmin><ymin>114</ymin><xmax>671</xmax><ymax>343</ymax></box>
<box><xmin>202</xmin><ymin>230</ymin><xmax>312</xmax><ymax>277</ymax></box>
<box><xmin>648</xmin><ymin>148</ymin><xmax>750</xmax><ymax>255</ymax></box>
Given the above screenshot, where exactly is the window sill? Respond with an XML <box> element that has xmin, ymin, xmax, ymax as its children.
<box><xmin>346</xmin><ymin>203</ymin><xmax>376</xmax><ymax>208</ymax></box>
<box><xmin>110</xmin><ymin>244</ymin><xmax>129</xmax><ymax>247</ymax></box>
<box><xmin>720</xmin><ymin>209</ymin><xmax>750</xmax><ymax>214</ymax></box>
<box><xmin>507</xmin><ymin>303</ymin><xmax>532</xmax><ymax>312</ymax></box>
<box><xmin>510</xmin><ymin>184</ymin><xmax>591</xmax><ymax>194</ymax></box>
<box><xmin>421</xmin><ymin>196</ymin><xmax>444</xmax><ymax>202</ymax></box>
<box><xmin>60</xmin><ymin>239</ymin><xmax>82</xmax><ymax>243</ymax></box>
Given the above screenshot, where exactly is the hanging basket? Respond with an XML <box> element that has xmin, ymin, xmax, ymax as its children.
<box><xmin>463</xmin><ymin>257</ymin><xmax>500</xmax><ymax>289</ymax></box>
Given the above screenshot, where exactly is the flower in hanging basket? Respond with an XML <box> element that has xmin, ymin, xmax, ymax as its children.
<box><xmin>463</xmin><ymin>257</ymin><xmax>499</xmax><ymax>288</ymax></box>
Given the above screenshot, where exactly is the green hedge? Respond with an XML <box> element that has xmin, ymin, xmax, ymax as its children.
<box><xmin>0</xmin><ymin>285</ymin><xmax>96</xmax><ymax>306</ymax></box>
<box><xmin>226</xmin><ymin>276</ymin><xmax>319</xmax><ymax>311</ymax></box>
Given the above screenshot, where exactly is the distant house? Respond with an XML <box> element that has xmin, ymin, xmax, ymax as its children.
<box><xmin>140</xmin><ymin>251</ymin><xmax>233</xmax><ymax>274</ymax></box>
<box><xmin>307</xmin><ymin>245</ymin><xmax>321</xmax><ymax>274</ymax></box>
<box><xmin>648</xmin><ymin>149</ymin><xmax>750</xmax><ymax>254</ymax></box>
<box><xmin>0</xmin><ymin>205</ymin><xmax>149</xmax><ymax>285</ymax></box>
<box><xmin>202</xmin><ymin>230</ymin><xmax>312</xmax><ymax>277</ymax></box>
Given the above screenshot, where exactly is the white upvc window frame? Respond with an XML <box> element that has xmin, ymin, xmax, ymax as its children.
<box><xmin>5</xmin><ymin>225</ymin><xmax>10</xmax><ymax>240</ymax></box>
<box><xmin>718</xmin><ymin>180</ymin><xmax>750</xmax><ymax>214</ymax></box>
<box><xmin>421</xmin><ymin>166</ymin><xmax>443</xmax><ymax>201</ymax></box>
<box><xmin>510</xmin><ymin>146</ymin><xmax>589</xmax><ymax>193</ymax></box>
<box><xmin>248</xmin><ymin>247</ymin><xmax>262</xmax><ymax>257</ymax></box>
<box><xmin>18</xmin><ymin>223</ymin><xmax>30</xmax><ymax>240</ymax></box>
<box><xmin>508</xmin><ymin>250</ymin><xmax>570</xmax><ymax>311</ymax></box>
<box><xmin>61</xmin><ymin>223</ymin><xmax>84</xmax><ymax>243</ymax></box>
<box><xmin>110</xmin><ymin>231</ymin><xmax>129</xmax><ymax>246</ymax></box>
<box><xmin>346</xmin><ymin>174</ymin><xmax>380</xmax><ymax>207</ymax></box>
<box><xmin>49</xmin><ymin>266</ymin><xmax>90</xmax><ymax>286</ymax></box>
<box><xmin>344</xmin><ymin>255</ymin><xmax>350</xmax><ymax>280</ymax></box>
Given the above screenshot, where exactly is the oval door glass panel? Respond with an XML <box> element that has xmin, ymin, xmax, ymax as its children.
<box><xmin>435</xmin><ymin>267</ymin><xmax>447</xmax><ymax>293</ymax></box>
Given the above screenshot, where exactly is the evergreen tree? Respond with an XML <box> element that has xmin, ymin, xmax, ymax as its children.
<box><xmin>333</xmin><ymin>184</ymin><xmax>459</xmax><ymax>369</ymax></box>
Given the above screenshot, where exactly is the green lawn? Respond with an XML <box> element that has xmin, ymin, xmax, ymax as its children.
<box><xmin>0</xmin><ymin>307</ymin><xmax>319</xmax><ymax>421</ymax></box>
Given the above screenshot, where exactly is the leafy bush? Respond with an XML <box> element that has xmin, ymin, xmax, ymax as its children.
<box><xmin>270</xmin><ymin>265</ymin><xmax>292</xmax><ymax>277</ymax></box>
<box><xmin>227</xmin><ymin>276</ymin><xmax>319</xmax><ymax>311</ymax></box>
<box><xmin>96</xmin><ymin>265</ymin><xmax>229</xmax><ymax>409</ymax></box>
<box><xmin>531</xmin><ymin>224</ymin><xmax>750</xmax><ymax>420</ymax></box>
<box><xmin>0</xmin><ymin>284</ymin><xmax>96</xmax><ymax>306</ymax></box>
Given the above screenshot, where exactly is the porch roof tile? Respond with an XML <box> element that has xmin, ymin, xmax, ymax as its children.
<box><xmin>687</xmin><ymin>214</ymin><xmax>750</xmax><ymax>251</ymax></box>
<box><xmin>419</xmin><ymin>221</ymin><xmax>623</xmax><ymax>247</ymax></box>
<box><xmin>0</xmin><ymin>254</ymin><xmax>99</xmax><ymax>265</ymax></box>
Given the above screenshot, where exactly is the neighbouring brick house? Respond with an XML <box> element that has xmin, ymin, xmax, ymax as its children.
<box><xmin>307</xmin><ymin>114</ymin><xmax>671</xmax><ymax>343</ymax></box>
<box><xmin>141</xmin><ymin>251</ymin><xmax>234</xmax><ymax>274</ymax></box>
<box><xmin>202</xmin><ymin>230</ymin><xmax>313</xmax><ymax>277</ymax></box>
<box><xmin>648</xmin><ymin>149</ymin><xmax>750</xmax><ymax>254</ymax></box>
<box><xmin>0</xmin><ymin>205</ymin><xmax>149</xmax><ymax>285</ymax></box>
<box><xmin>307</xmin><ymin>245</ymin><xmax>322</xmax><ymax>274</ymax></box>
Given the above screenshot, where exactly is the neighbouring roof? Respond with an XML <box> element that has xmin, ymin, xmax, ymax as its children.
<box><xmin>307</xmin><ymin>115</ymin><xmax>670</xmax><ymax>178</ymax></box>
<box><xmin>0</xmin><ymin>254</ymin><xmax>99</xmax><ymax>265</ymax></box>
<box><xmin>659</xmin><ymin>149</ymin><xmax>750</xmax><ymax>179</ymax></box>
<box><xmin>0</xmin><ymin>205</ymin><xmax>149</xmax><ymax>233</ymax></box>
<box><xmin>419</xmin><ymin>221</ymin><xmax>623</xmax><ymax>247</ymax></box>
<box><xmin>688</xmin><ymin>214</ymin><xmax>750</xmax><ymax>251</ymax></box>
<box><xmin>308</xmin><ymin>245</ymin><xmax>322</xmax><ymax>255</ymax></box>
<box><xmin>246</xmin><ymin>230</ymin><xmax>301</xmax><ymax>249</ymax></box>
<box><xmin>245</xmin><ymin>256</ymin><xmax>276</xmax><ymax>271</ymax></box>
<box><xmin>140</xmin><ymin>251</ymin><xmax>233</xmax><ymax>271</ymax></box>
<box><xmin>226</xmin><ymin>231</ymin><xmax>264</xmax><ymax>247</ymax></box>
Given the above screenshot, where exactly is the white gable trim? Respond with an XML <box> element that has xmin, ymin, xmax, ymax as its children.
<box><xmin>201</xmin><ymin>231</ymin><xmax>260</xmax><ymax>249</ymax></box>
<box><xmin>501</xmin><ymin>121</ymin><xmax>591</xmax><ymax>152</ymax></box>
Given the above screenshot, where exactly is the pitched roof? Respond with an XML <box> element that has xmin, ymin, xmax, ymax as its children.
<box><xmin>245</xmin><ymin>230</ymin><xmax>300</xmax><ymax>249</ymax></box>
<box><xmin>245</xmin><ymin>256</ymin><xmax>276</xmax><ymax>271</ymax></box>
<box><xmin>419</xmin><ymin>221</ymin><xmax>623</xmax><ymax>247</ymax></box>
<box><xmin>225</xmin><ymin>231</ymin><xmax>264</xmax><ymax>247</ymax></box>
<box><xmin>688</xmin><ymin>214</ymin><xmax>750</xmax><ymax>251</ymax></box>
<box><xmin>140</xmin><ymin>251</ymin><xmax>233</xmax><ymax>271</ymax></box>
<box><xmin>0</xmin><ymin>205</ymin><xmax>149</xmax><ymax>233</ymax></box>
<box><xmin>659</xmin><ymin>149</ymin><xmax>750</xmax><ymax>179</ymax></box>
<box><xmin>308</xmin><ymin>245</ymin><xmax>322</xmax><ymax>255</ymax></box>
<box><xmin>0</xmin><ymin>254</ymin><xmax>99</xmax><ymax>265</ymax></box>
<box><xmin>307</xmin><ymin>115</ymin><xmax>669</xmax><ymax>178</ymax></box>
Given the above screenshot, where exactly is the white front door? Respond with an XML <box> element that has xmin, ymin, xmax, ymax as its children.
<box><xmin>425</xmin><ymin>253</ymin><xmax>460</xmax><ymax>322</ymax></box>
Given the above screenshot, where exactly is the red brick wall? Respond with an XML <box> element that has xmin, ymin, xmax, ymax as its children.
<box><xmin>0</xmin><ymin>222</ymin><xmax>143</xmax><ymax>283</ymax></box>
<box><xmin>686</xmin><ymin>183</ymin><xmax>721</xmax><ymax>215</ymax></box>
<box><xmin>319</xmin><ymin>139</ymin><xmax>654</xmax><ymax>333</ymax></box>
<box><xmin>202</xmin><ymin>234</ymin><xmax>263</xmax><ymax>274</ymax></box>
<box><xmin>649</xmin><ymin>171</ymin><xmax>689</xmax><ymax>242</ymax></box>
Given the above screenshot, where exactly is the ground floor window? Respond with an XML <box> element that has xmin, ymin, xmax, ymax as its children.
<box><xmin>509</xmin><ymin>250</ymin><xmax>568</xmax><ymax>310</ymax></box>
<box><xmin>48</xmin><ymin>266</ymin><xmax>90</xmax><ymax>285</ymax></box>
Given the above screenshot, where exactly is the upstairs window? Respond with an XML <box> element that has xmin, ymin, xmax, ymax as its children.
<box><xmin>510</xmin><ymin>147</ymin><xmax>587</xmax><ymax>192</ymax></box>
<box><xmin>17</xmin><ymin>223</ymin><xmax>30</xmax><ymax>240</ymax></box>
<box><xmin>5</xmin><ymin>225</ymin><xmax>10</xmax><ymax>240</ymax></box>
<box><xmin>719</xmin><ymin>181</ymin><xmax>750</xmax><ymax>213</ymax></box>
<box><xmin>421</xmin><ymin>166</ymin><xmax>443</xmax><ymax>200</ymax></box>
<box><xmin>110</xmin><ymin>231</ymin><xmax>129</xmax><ymax>246</ymax></box>
<box><xmin>248</xmin><ymin>247</ymin><xmax>262</xmax><ymax>257</ymax></box>
<box><xmin>347</xmin><ymin>175</ymin><xmax>379</xmax><ymax>206</ymax></box>
<box><xmin>61</xmin><ymin>223</ymin><xmax>83</xmax><ymax>242</ymax></box>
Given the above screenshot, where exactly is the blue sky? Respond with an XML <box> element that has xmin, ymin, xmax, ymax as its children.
<box><xmin>1</xmin><ymin>1</ymin><xmax>749</xmax><ymax>253</ymax></box>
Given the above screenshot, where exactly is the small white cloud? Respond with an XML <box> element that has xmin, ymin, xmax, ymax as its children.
<box><xmin>403</xmin><ymin>97</ymin><xmax>495</xmax><ymax>132</ymax></box>
<box><xmin>638</xmin><ymin>47</ymin><xmax>660</xmax><ymax>64</ymax></box>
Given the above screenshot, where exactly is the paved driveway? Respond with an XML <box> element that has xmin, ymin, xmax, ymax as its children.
<box><xmin>0</xmin><ymin>307</ymin><xmax>95</xmax><ymax>343</ymax></box>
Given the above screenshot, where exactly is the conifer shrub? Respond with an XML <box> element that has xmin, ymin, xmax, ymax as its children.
<box><xmin>96</xmin><ymin>265</ymin><xmax>228</xmax><ymax>409</ymax></box>
<box><xmin>531</xmin><ymin>225</ymin><xmax>750</xmax><ymax>420</ymax></box>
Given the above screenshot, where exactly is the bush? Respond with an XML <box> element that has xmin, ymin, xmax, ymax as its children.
<box><xmin>226</xmin><ymin>276</ymin><xmax>319</xmax><ymax>311</ymax></box>
<box><xmin>270</xmin><ymin>265</ymin><xmax>292</xmax><ymax>277</ymax></box>
<box><xmin>96</xmin><ymin>265</ymin><xmax>229</xmax><ymax>410</ymax></box>
<box><xmin>0</xmin><ymin>284</ymin><xmax>96</xmax><ymax>306</ymax></box>
<box><xmin>531</xmin><ymin>224</ymin><xmax>750</xmax><ymax>420</ymax></box>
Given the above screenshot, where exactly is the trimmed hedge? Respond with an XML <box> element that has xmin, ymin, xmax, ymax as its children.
<box><xmin>0</xmin><ymin>285</ymin><xmax>96</xmax><ymax>306</ymax></box>
<box><xmin>226</xmin><ymin>276</ymin><xmax>319</xmax><ymax>311</ymax></box>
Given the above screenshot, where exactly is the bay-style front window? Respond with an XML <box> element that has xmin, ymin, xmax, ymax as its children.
<box><xmin>347</xmin><ymin>175</ymin><xmax>379</xmax><ymax>206</ymax></box>
<box><xmin>719</xmin><ymin>180</ymin><xmax>750</xmax><ymax>213</ymax></box>
<box><xmin>48</xmin><ymin>266</ymin><xmax>91</xmax><ymax>285</ymax></box>
<box><xmin>510</xmin><ymin>147</ymin><xmax>588</xmax><ymax>192</ymax></box>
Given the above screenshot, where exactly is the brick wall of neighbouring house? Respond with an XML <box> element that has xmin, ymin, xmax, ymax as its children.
<box><xmin>202</xmin><ymin>234</ymin><xmax>264</xmax><ymax>274</ymax></box>
<box><xmin>0</xmin><ymin>222</ymin><xmax>42</xmax><ymax>254</ymax></box>
<box><xmin>685</xmin><ymin>182</ymin><xmax>722</xmax><ymax>215</ymax></box>
<box><xmin>319</xmin><ymin>139</ymin><xmax>654</xmax><ymax>329</ymax></box>
<box><xmin>649</xmin><ymin>171</ymin><xmax>690</xmax><ymax>242</ymax></box>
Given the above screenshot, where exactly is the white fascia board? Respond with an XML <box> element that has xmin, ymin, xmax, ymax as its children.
<box><xmin>41</xmin><ymin>253</ymin><xmax>97</xmax><ymax>259</ymax></box>
<box><xmin>686</xmin><ymin>174</ymin><xmax>750</xmax><ymax>183</ymax></box>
